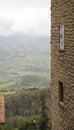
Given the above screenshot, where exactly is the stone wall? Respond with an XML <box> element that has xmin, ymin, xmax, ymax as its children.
<box><xmin>51</xmin><ymin>0</ymin><xmax>74</xmax><ymax>130</ymax></box>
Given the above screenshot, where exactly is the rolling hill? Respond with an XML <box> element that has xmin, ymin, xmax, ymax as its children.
<box><xmin>0</xmin><ymin>35</ymin><xmax>51</xmax><ymax>93</ymax></box>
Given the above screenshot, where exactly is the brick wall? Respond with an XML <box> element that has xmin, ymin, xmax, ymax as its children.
<box><xmin>51</xmin><ymin>0</ymin><xmax>74</xmax><ymax>130</ymax></box>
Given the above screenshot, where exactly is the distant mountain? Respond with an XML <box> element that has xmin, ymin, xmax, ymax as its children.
<box><xmin>0</xmin><ymin>35</ymin><xmax>51</xmax><ymax>94</ymax></box>
<box><xmin>0</xmin><ymin>34</ymin><xmax>50</xmax><ymax>45</ymax></box>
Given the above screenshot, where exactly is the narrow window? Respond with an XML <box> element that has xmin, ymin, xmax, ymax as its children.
<box><xmin>59</xmin><ymin>81</ymin><xmax>64</xmax><ymax>102</ymax></box>
<box><xmin>59</xmin><ymin>25</ymin><xmax>64</xmax><ymax>50</ymax></box>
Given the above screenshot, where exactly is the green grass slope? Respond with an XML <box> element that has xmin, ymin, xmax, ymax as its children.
<box><xmin>0</xmin><ymin>42</ymin><xmax>51</xmax><ymax>93</ymax></box>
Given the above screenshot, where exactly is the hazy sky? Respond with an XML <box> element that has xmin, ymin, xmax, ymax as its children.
<box><xmin>0</xmin><ymin>0</ymin><xmax>51</xmax><ymax>37</ymax></box>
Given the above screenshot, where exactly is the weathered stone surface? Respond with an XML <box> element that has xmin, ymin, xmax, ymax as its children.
<box><xmin>51</xmin><ymin>0</ymin><xmax>74</xmax><ymax>130</ymax></box>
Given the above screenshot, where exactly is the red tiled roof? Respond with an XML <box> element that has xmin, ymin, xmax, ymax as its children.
<box><xmin>0</xmin><ymin>95</ymin><xmax>5</xmax><ymax>124</ymax></box>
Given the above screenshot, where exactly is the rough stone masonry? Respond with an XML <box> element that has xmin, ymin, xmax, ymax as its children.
<box><xmin>51</xmin><ymin>0</ymin><xmax>74</xmax><ymax>130</ymax></box>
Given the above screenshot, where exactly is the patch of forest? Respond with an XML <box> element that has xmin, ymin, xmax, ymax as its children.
<box><xmin>5</xmin><ymin>87</ymin><xmax>50</xmax><ymax>127</ymax></box>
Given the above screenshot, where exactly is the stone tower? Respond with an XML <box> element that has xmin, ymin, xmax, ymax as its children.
<box><xmin>51</xmin><ymin>0</ymin><xmax>74</xmax><ymax>130</ymax></box>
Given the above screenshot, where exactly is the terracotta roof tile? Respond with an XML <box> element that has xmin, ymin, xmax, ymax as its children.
<box><xmin>0</xmin><ymin>95</ymin><xmax>5</xmax><ymax>124</ymax></box>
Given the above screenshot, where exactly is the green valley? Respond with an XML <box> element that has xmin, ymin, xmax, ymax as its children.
<box><xmin>0</xmin><ymin>38</ymin><xmax>50</xmax><ymax>93</ymax></box>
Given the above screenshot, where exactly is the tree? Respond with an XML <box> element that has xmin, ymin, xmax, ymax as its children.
<box><xmin>17</xmin><ymin>118</ymin><xmax>25</xmax><ymax>130</ymax></box>
<box><xmin>39</xmin><ymin>93</ymin><xmax>49</xmax><ymax>130</ymax></box>
<box><xmin>1</xmin><ymin>124</ymin><xmax>15</xmax><ymax>130</ymax></box>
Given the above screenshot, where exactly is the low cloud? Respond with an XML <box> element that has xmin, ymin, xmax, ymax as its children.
<box><xmin>0</xmin><ymin>0</ymin><xmax>51</xmax><ymax>37</ymax></box>
<box><xmin>0</xmin><ymin>20</ymin><xmax>13</xmax><ymax>36</ymax></box>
